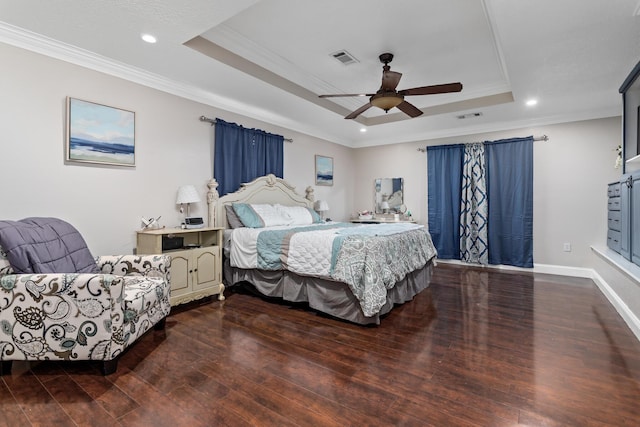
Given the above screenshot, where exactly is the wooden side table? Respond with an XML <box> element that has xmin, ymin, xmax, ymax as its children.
<box><xmin>136</xmin><ymin>227</ymin><xmax>224</xmax><ymax>306</ymax></box>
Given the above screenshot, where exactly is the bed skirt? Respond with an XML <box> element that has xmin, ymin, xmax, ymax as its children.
<box><xmin>223</xmin><ymin>259</ymin><xmax>434</xmax><ymax>325</ymax></box>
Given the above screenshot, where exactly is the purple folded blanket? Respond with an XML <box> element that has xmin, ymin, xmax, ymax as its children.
<box><xmin>0</xmin><ymin>217</ymin><xmax>99</xmax><ymax>274</ymax></box>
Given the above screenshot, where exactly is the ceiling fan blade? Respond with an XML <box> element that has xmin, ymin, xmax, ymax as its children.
<box><xmin>399</xmin><ymin>82</ymin><xmax>463</xmax><ymax>96</ymax></box>
<box><xmin>381</xmin><ymin>70</ymin><xmax>402</xmax><ymax>91</ymax></box>
<box><xmin>396</xmin><ymin>101</ymin><xmax>423</xmax><ymax>118</ymax></box>
<box><xmin>345</xmin><ymin>102</ymin><xmax>373</xmax><ymax>119</ymax></box>
<box><xmin>319</xmin><ymin>93</ymin><xmax>374</xmax><ymax>98</ymax></box>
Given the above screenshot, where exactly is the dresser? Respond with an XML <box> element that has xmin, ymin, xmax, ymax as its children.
<box><xmin>136</xmin><ymin>227</ymin><xmax>224</xmax><ymax>306</ymax></box>
<box><xmin>607</xmin><ymin>174</ymin><xmax>640</xmax><ymax>266</ymax></box>
<box><xmin>612</xmin><ymin>58</ymin><xmax>640</xmax><ymax>266</ymax></box>
<box><xmin>607</xmin><ymin>181</ymin><xmax>622</xmax><ymax>253</ymax></box>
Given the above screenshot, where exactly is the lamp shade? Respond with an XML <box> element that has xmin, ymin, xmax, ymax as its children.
<box><xmin>314</xmin><ymin>200</ymin><xmax>329</xmax><ymax>212</ymax></box>
<box><xmin>176</xmin><ymin>185</ymin><xmax>200</xmax><ymax>205</ymax></box>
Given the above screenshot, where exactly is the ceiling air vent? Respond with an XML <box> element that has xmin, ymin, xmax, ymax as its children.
<box><xmin>331</xmin><ymin>50</ymin><xmax>358</xmax><ymax>65</ymax></box>
<box><xmin>456</xmin><ymin>112</ymin><xmax>483</xmax><ymax>120</ymax></box>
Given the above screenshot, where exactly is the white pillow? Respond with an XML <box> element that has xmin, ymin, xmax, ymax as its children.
<box><xmin>232</xmin><ymin>203</ymin><xmax>291</xmax><ymax>228</ymax></box>
<box><xmin>275</xmin><ymin>204</ymin><xmax>322</xmax><ymax>226</ymax></box>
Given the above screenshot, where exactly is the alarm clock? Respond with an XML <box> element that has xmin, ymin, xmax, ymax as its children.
<box><xmin>184</xmin><ymin>217</ymin><xmax>204</xmax><ymax>229</ymax></box>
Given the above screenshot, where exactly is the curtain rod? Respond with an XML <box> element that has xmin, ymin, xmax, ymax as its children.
<box><xmin>199</xmin><ymin>116</ymin><xmax>293</xmax><ymax>143</ymax></box>
<box><xmin>416</xmin><ymin>135</ymin><xmax>548</xmax><ymax>152</ymax></box>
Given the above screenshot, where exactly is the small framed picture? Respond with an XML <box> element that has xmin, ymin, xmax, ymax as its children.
<box><xmin>315</xmin><ymin>155</ymin><xmax>334</xmax><ymax>186</ymax></box>
<box><xmin>66</xmin><ymin>97</ymin><xmax>135</xmax><ymax>166</ymax></box>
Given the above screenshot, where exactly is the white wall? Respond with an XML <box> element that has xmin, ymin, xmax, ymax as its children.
<box><xmin>353</xmin><ymin>117</ymin><xmax>622</xmax><ymax>268</ymax></box>
<box><xmin>0</xmin><ymin>42</ymin><xmax>354</xmax><ymax>255</ymax></box>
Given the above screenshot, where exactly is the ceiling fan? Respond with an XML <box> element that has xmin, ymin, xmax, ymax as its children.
<box><xmin>319</xmin><ymin>53</ymin><xmax>463</xmax><ymax>119</ymax></box>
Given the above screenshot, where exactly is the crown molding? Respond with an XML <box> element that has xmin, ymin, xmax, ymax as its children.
<box><xmin>0</xmin><ymin>22</ymin><xmax>623</xmax><ymax>149</ymax></box>
<box><xmin>352</xmin><ymin>107</ymin><xmax>620</xmax><ymax>148</ymax></box>
<box><xmin>0</xmin><ymin>22</ymin><xmax>347</xmax><ymax>144</ymax></box>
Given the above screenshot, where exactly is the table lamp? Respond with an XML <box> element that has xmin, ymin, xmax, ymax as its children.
<box><xmin>314</xmin><ymin>200</ymin><xmax>330</xmax><ymax>220</ymax></box>
<box><xmin>176</xmin><ymin>185</ymin><xmax>203</xmax><ymax>228</ymax></box>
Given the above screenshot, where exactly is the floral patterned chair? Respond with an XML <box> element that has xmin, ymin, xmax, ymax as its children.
<box><xmin>0</xmin><ymin>219</ymin><xmax>171</xmax><ymax>376</ymax></box>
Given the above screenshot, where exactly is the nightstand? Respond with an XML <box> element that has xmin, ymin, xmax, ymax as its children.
<box><xmin>136</xmin><ymin>227</ymin><xmax>224</xmax><ymax>306</ymax></box>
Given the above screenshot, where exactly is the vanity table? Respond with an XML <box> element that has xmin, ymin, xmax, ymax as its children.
<box><xmin>375</xmin><ymin>177</ymin><xmax>404</xmax><ymax>214</ymax></box>
<box><xmin>364</xmin><ymin>177</ymin><xmax>415</xmax><ymax>223</ymax></box>
<box><xmin>351</xmin><ymin>216</ymin><xmax>416</xmax><ymax>224</ymax></box>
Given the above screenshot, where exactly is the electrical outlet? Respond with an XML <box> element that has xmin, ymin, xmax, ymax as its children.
<box><xmin>563</xmin><ymin>243</ymin><xmax>571</xmax><ymax>252</ymax></box>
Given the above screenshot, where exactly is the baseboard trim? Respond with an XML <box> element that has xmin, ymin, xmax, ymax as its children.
<box><xmin>435</xmin><ymin>258</ymin><xmax>592</xmax><ymax>278</ymax></box>
<box><xmin>591</xmin><ymin>245</ymin><xmax>640</xmax><ymax>286</ymax></box>
<box><xmin>531</xmin><ymin>263</ymin><xmax>593</xmax><ymax>278</ymax></box>
<box><xmin>590</xmin><ymin>269</ymin><xmax>640</xmax><ymax>342</ymax></box>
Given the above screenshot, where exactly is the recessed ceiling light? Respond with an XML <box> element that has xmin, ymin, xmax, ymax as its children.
<box><xmin>360</xmin><ymin>128</ymin><xmax>367</xmax><ymax>133</ymax></box>
<box><xmin>525</xmin><ymin>99</ymin><xmax>538</xmax><ymax>106</ymax></box>
<box><xmin>141</xmin><ymin>34</ymin><xmax>157</xmax><ymax>44</ymax></box>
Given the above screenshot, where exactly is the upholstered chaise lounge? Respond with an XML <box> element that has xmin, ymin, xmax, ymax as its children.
<box><xmin>0</xmin><ymin>218</ymin><xmax>171</xmax><ymax>375</ymax></box>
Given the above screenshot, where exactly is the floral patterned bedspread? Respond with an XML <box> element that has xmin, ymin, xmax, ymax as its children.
<box><xmin>230</xmin><ymin>223</ymin><xmax>437</xmax><ymax>317</ymax></box>
<box><xmin>332</xmin><ymin>227</ymin><xmax>437</xmax><ymax>317</ymax></box>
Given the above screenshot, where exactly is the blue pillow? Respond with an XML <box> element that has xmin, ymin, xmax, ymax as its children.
<box><xmin>309</xmin><ymin>209</ymin><xmax>323</xmax><ymax>223</ymax></box>
<box><xmin>232</xmin><ymin>203</ymin><xmax>292</xmax><ymax>228</ymax></box>
<box><xmin>232</xmin><ymin>203</ymin><xmax>265</xmax><ymax>228</ymax></box>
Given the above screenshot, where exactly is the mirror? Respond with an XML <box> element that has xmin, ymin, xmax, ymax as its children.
<box><xmin>374</xmin><ymin>178</ymin><xmax>404</xmax><ymax>214</ymax></box>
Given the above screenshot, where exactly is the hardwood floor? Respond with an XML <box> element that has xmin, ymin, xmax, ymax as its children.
<box><xmin>2</xmin><ymin>263</ymin><xmax>640</xmax><ymax>426</ymax></box>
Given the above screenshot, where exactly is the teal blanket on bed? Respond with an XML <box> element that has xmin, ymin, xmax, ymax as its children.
<box><xmin>232</xmin><ymin>222</ymin><xmax>438</xmax><ymax>317</ymax></box>
<box><xmin>256</xmin><ymin>223</ymin><xmax>355</xmax><ymax>270</ymax></box>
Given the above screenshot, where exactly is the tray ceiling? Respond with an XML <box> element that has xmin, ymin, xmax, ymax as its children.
<box><xmin>0</xmin><ymin>0</ymin><xmax>638</xmax><ymax>147</ymax></box>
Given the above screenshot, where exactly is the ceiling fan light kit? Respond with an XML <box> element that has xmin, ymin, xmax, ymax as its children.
<box><xmin>370</xmin><ymin>93</ymin><xmax>404</xmax><ymax>111</ymax></box>
<box><xmin>319</xmin><ymin>52</ymin><xmax>463</xmax><ymax>120</ymax></box>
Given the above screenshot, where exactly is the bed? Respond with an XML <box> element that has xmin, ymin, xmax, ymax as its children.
<box><xmin>206</xmin><ymin>174</ymin><xmax>437</xmax><ymax>325</ymax></box>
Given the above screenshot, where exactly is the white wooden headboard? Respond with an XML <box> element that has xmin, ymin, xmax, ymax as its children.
<box><xmin>207</xmin><ymin>174</ymin><xmax>315</xmax><ymax>229</ymax></box>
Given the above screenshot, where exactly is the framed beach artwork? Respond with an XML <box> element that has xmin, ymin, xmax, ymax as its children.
<box><xmin>66</xmin><ymin>97</ymin><xmax>135</xmax><ymax>166</ymax></box>
<box><xmin>315</xmin><ymin>155</ymin><xmax>333</xmax><ymax>186</ymax></box>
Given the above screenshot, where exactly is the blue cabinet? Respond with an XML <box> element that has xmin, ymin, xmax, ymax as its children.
<box><xmin>609</xmin><ymin>174</ymin><xmax>640</xmax><ymax>267</ymax></box>
<box><xmin>609</xmin><ymin>60</ymin><xmax>640</xmax><ymax>265</ymax></box>
<box><xmin>608</xmin><ymin>182</ymin><xmax>622</xmax><ymax>253</ymax></box>
<box><xmin>620</xmin><ymin>176</ymin><xmax>631</xmax><ymax>259</ymax></box>
<box><xmin>631</xmin><ymin>174</ymin><xmax>640</xmax><ymax>265</ymax></box>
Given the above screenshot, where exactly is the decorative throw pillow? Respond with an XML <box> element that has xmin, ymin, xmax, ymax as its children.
<box><xmin>310</xmin><ymin>209</ymin><xmax>322</xmax><ymax>223</ymax></box>
<box><xmin>0</xmin><ymin>217</ymin><xmax>99</xmax><ymax>274</ymax></box>
<box><xmin>225</xmin><ymin>205</ymin><xmax>245</xmax><ymax>229</ymax></box>
<box><xmin>232</xmin><ymin>203</ymin><xmax>291</xmax><ymax>228</ymax></box>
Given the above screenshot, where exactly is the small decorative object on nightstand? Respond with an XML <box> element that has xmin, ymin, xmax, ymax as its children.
<box><xmin>137</xmin><ymin>226</ymin><xmax>224</xmax><ymax>306</ymax></box>
<box><xmin>351</xmin><ymin>213</ymin><xmax>416</xmax><ymax>224</ymax></box>
<box><xmin>141</xmin><ymin>216</ymin><xmax>162</xmax><ymax>230</ymax></box>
